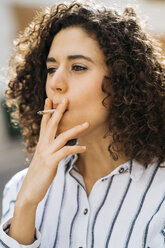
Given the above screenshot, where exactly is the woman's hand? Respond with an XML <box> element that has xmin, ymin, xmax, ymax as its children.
<box><xmin>16</xmin><ymin>97</ymin><xmax>89</xmax><ymax>207</ymax></box>
<box><xmin>8</xmin><ymin>97</ymin><xmax>89</xmax><ymax>245</ymax></box>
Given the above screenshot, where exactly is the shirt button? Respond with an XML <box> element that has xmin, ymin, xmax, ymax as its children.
<box><xmin>119</xmin><ymin>167</ymin><xmax>125</xmax><ymax>174</ymax></box>
<box><xmin>84</xmin><ymin>208</ymin><xmax>88</xmax><ymax>215</ymax></box>
<box><xmin>101</xmin><ymin>178</ymin><xmax>108</xmax><ymax>182</ymax></box>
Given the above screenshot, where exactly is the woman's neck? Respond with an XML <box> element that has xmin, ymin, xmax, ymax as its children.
<box><xmin>77</xmin><ymin>128</ymin><xmax>128</xmax><ymax>181</ymax></box>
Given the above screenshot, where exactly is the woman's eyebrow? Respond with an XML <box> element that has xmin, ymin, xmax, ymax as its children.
<box><xmin>68</xmin><ymin>55</ymin><xmax>95</xmax><ymax>64</ymax></box>
<box><xmin>46</xmin><ymin>55</ymin><xmax>95</xmax><ymax>64</ymax></box>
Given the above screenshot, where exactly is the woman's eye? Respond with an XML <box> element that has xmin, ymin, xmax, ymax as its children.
<box><xmin>72</xmin><ymin>65</ymin><xmax>87</xmax><ymax>71</ymax></box>
<box><xmin>47</xmin><ymin>67</ymin><xmax>56</xmax><ymax>74</ymax></box>
<box><xmin>46</xmin><ymin>65</ymin><xmax>87</xmax><ymax>74</ymax></box>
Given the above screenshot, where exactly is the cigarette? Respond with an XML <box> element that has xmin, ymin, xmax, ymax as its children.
<box><xmin>37</xmin><ymin>109</ymin><xmax>56</xmax><ymax>115</ymax></box>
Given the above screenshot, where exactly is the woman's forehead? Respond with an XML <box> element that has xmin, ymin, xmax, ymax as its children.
<box><xmin>48</xmin><ymin>27</ymin><xmax>106</xmax><ymax>63</ymax></box>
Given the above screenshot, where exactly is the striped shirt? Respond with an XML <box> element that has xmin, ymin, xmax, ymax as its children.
<box><xmin>0</xmin><ymin>153</ymin><xmax>165</xmax><ymax>248</ymax></box>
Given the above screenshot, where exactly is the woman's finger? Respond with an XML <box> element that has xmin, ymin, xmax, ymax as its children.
<box><xmin>46</xmin><ymin>98</ymin><xmax>69</xmax><ymax>142</ymax></box>
<box><xmin>49</xmin><ymin>122</ymin><xmax>89</xmax><ymax>153</ymax></box>
<box><xmin>51</xmin><ymin>145</ymin><xmax>87</xmax><ymax>164</ymax></box>
<box><xmin>39</xmin><ymin>98</ymin><xmax>52</xmax><ymax>139</ymax></box>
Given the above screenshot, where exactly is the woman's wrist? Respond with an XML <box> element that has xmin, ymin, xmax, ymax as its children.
<box><xmin>15</xmin><ymin>196</ymin><xmax>38</xmax><ymax>212</ymax></box>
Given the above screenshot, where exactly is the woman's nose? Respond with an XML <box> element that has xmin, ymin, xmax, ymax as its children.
<box><xmin>49</xmin><ymin>68</ymin><xmax>68</xmax><ymax>93</ymax></box>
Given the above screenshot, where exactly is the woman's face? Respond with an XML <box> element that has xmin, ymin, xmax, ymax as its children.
<box><xmin>46</xmin><ymin>26</ymin><xmax>110</xmax><ymax>136</ymax></box>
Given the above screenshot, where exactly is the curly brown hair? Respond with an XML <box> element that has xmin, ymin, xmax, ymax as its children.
<box><xmin>5</xmin><ymin>0</ymin><xmax>165</xmax><ymax>165</ymax></box>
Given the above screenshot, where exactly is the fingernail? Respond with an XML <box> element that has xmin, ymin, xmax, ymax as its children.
<box><xmin>82</xmin><ymin>146</ymin><xmax>86</xmax><ymax>150</ymax></box>
<box><xmin>82</xmin><ymin>122</ymin><xmax>88</xmax><ymax>127</ymax></box>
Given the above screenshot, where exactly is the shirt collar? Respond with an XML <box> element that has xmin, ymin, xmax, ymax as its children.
<box><xmin>129</xmin><ymin>160</ymin><xmax>146</xmax><ymax>182</ymax></box>
<box><xmin>64</xmin><ymin>153</ymin><xmax>147</xmax><ymax>182</ymax></box>
<box><xmin>61</xmin><ymin>153</ymin><xmax>78</xmax><ymax>172</ymax></box>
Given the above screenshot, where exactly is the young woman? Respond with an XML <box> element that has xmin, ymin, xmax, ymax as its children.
<box><xmin>0</xmin><ymin>1</ymin><xmax>165</xmax><ymax>247</ymax></box>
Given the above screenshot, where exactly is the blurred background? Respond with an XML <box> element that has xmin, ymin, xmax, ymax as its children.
<box><xmin>0</xmin><ymin>0</ymin><xmax>165</xmax><ymax>216</ymax></box>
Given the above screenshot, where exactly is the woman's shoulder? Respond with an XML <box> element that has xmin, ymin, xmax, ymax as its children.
<box><xmin>4</xmin><ymin>167</ymin><xmax>28</xmax><ymax>192</ymax></box>
<box><xmin>2</xmin><ymin>167</ymin><xmax>29</xmax><ymax>208</ymax></box>
<box><xmin>1</xmin><ymin>168</ymin><xmax>28</xmax><ymax>224</ymax></box>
